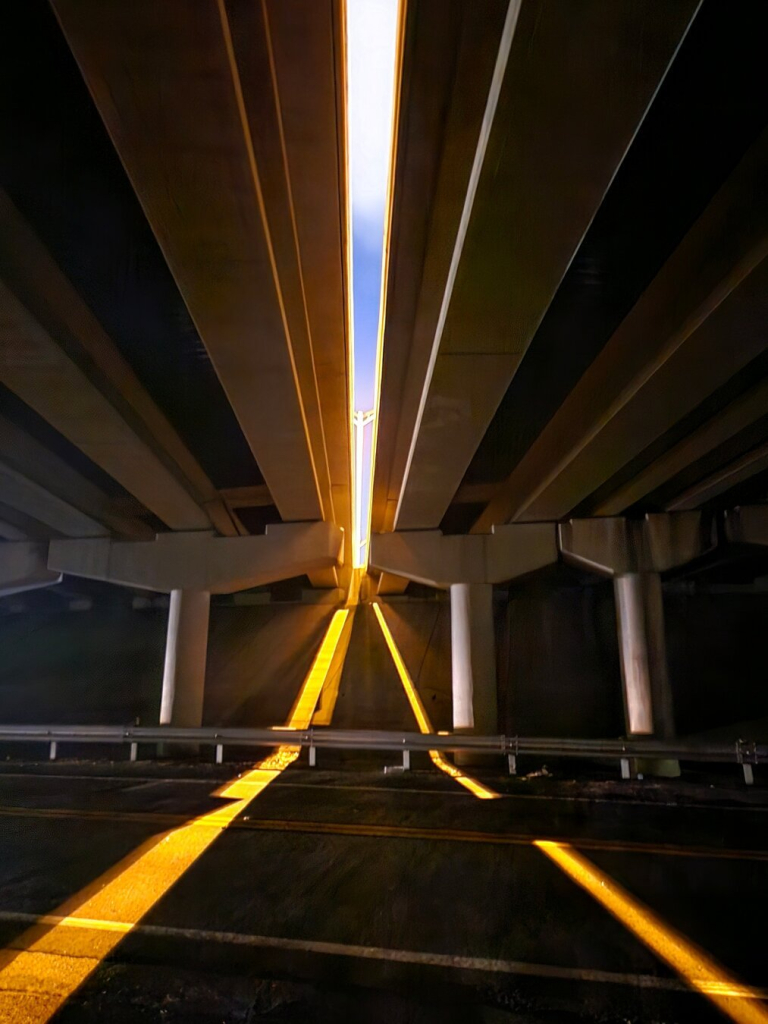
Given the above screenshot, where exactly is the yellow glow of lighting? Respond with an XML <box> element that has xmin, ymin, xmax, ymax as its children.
<box><xmin>371</xmin><ymin>601</ymin><xmax>499</xmax><ymax>800</ymax></box>
<box><xmin>0</xmin><ymin>604</ymin><xmax>353</xmax><ymax>1023</ymax></box>
<box><xmin>536</xmin><ymin>841</ymin><xmax>768</xmax><ymax>1024</ymax></box>
<box><xmin>285</xmin><ymin>609</ymin><xmax>350</xmax><ymax>730</ymax></box>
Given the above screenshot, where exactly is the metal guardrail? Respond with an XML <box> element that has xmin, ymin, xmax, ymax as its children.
<box><xmin>0</xmin><ymin>725</ymin><xmax>763</xmax><ymax>781</ymax></box>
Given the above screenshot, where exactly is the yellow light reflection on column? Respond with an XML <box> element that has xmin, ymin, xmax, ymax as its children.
<box><xmin>535</xmin><ymin>841</ymin><xmax>768</xmax><ymax>1024</ymax></box>
<box><xmin>371</xmin><ymin>601</ymin><xmax>499</xmax><ymax>800</ymax></box>
<box><xmin>0</xmin><ymin>604</ymin><xmax>353</xmax><ymax>1023</ymax></box>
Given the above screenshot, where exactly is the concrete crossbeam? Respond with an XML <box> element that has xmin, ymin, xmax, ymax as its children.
<box><xmin>0</xmin><ymin>542</ymin><xmax>61</xmax><ymax>597</ymax></box>
<box><xmin>48</xmin><ymin>522</ymin><xmax>343</xmax><ymax>594</ymax></box>
<box><xmin>369</xmin><ymin>523</ymin><xmax>557</xmax><ymax>589</ymax></box>
<box><xmin>558</xmin><ymin>512</ymin><xmax>714</xmax><ymax>578</ymax></box>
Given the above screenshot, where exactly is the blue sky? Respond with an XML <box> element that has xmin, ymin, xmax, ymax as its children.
<box><xmin>347</xmin><ymin>0</ymin><xmax>399</xmax><ymax>555</ymax></box>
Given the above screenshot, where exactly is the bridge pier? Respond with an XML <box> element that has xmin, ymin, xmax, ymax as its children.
<box><xmin>450</xmin><ymin>582</ymin><xmax>496</xmax><ymax>735</ymax></box>
<box><xmin>370</xmin><ymin>525</ymin><xmax>558</xmax><ymax>747</ymax></box>
<box><xmin>47</xmin><ymin>523</ymin><xmax>344</xmax><ymax>732</ymax></box>
<box><xmin>561</xmin><ymin>512</ymin><xmax>714</xmax><ymax>777</ymax></box>
<box><xmin>160</xmin><ymin>589</ymin><xmax>211</xmax><ymax>729</ymax></box>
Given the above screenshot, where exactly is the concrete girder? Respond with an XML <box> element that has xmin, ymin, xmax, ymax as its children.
<box><xmin>558</xmin><ymin>512</ymin><xmax>714</xmax><ymax>578</ymax></box>
<box><xmin>48</xmin><ymin>522</ymin><xmax>343</xmax><ymax>595</ymax></box>
<box><xmin>0</xmin><ymin>414</ymin><xmax>153</xmax><ymax>540</ymax></box>
<box><xmin>594</xmin><ymin>379</ymin><xmax>768</xmax><ymax>516</ymax></box>
<box><xmin>474</xmin><ymin>128</ymin><xmax>768</xmax><ymax>530</ymax></box>
<box><xmin>369</xmin><ymin>524</ymin><xmax>558</xmax><ymax>590</ymax></box>
<box><xmin>371</xmin><ymin>0</ymin><xmax>509</xmax><ymax>535</ymax></box>
<box><xmin>0</xmin><ymin>461</ymin><xmax>107</xmax><ymax>539</ymax></box>
<box><xmin>724</xmin><ymin>506</ymin><xmax>768</xmax><ymax>548</ymax></box>
<box><xmin>0</xmin><ymin>542</ymin><xmax>61</xmax><ymax>597</ymax></box>
<box><xmin>385</xmin><ymin>0</ymin><xmax>698</xmax><ymax>531</ymax></box>
<box><xmin>53</xmin><ymin>0</ymin><xmax>351</xmax><ymax>535</ymax></box>
<box><xmin>668</xmin><ymin>442</ymin><xmax>768</xmax><ymax>512</ymax></box>
<box><xmin>0</xmin><ymin>193</ymin><xmax>227</xmax><ymax>534</ymax></box>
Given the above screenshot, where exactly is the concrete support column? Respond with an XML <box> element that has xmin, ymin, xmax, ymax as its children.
<box><xmin>614</xmin><ymin>573</ymin><xmax>674</xmax><ymax>738</ymax></box>
<box><xmin>614</xmin><ymin>572</ymin><xmax>677</xmax><ymax>776</ymax></box>
<box><xmin>450</xmin><ymin>582</ymin><xmax>497</xmax><ymax>734</ymax></box>
<box><xmin>160</xmin><ymin>589</ymin><xmax>210</xmax><ymax>728</ymax></box>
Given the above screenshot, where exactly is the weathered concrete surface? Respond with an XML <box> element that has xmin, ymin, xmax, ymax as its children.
<box><xmin>377</xmin><ymin>600</ymin><xmax>453</xmax><ymax>733</ymax></box>
<box><xmin>0</xmin><ymin>598</ymin><xmax>333</xmax><ymax>731</ymax></box>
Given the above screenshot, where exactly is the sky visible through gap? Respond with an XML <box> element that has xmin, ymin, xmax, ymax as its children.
<box><xmin>347</xmin><ymin>0</ymin><xmax>399</xmax><ymax>562</ymax></box>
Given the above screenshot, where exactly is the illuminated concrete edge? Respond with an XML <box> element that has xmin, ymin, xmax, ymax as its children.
<box><xmin>47</xmin><ymin>522</ymin><xmax>344</xmax><ymax>594</ymax></box>
<box><xmin>369</xmin><ymin>523</ymin><xmax>558</xmax><ymax>589</ymax></box>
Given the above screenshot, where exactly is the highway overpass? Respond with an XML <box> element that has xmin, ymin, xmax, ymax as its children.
<box><xmin>0</xmin><ymin>1</ymin><xmax>766</xmax><ymax>1022</ymax></box>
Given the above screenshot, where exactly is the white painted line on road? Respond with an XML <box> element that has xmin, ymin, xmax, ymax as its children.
<box><xmin>0</xmin><ymin>909</ymin><xmax>751</xmax><ymax>997</ymax></box>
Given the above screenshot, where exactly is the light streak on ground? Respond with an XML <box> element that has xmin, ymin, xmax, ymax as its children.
<box><xmin>536</xmin><ymin>840</ymin><xmax>768</xmax><ymax>1024</ymax></box>
<box><xmin>371</xmin><ymin>600</ymin><xmax>499</xmax><ymax>800</ymax></box>
<box><xmin>0</xmin><ymin>602</ymin><xmax>353</xmax><ymax>1023</ymax></box>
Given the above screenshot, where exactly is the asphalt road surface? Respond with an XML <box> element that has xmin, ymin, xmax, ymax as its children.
<box><xmin>0</xmin><ymin>760</ymin><xmax>765</xmax><ymax>1022</ymax></box>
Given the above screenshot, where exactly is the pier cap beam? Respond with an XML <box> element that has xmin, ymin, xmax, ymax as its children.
<box><xmin>369</xmin><ymin>523</ymin><xmax>558</xmax><ymax>589</ymax></box>
<box><xmin>48</xmin><ymin>522</ymin><xmax>343</xmax><ymax>594</ymax></box>
<box><xmin>559</xmin><ymin>512</ymin><xmax>714</xmax><ymax>577</ymax></box>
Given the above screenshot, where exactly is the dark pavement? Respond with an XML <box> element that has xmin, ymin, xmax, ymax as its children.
<box><xmin>0</xmin><ymin>761</ymin><xmax>765</xmax><ymax>1022</ymax></box>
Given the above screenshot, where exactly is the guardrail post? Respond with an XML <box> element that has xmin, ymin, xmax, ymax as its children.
<box><xmin>49</xmin><ymin>740</ymin><xmax>57</xmax><ymax>761</ymax></box>
<box><xmin>129</xmin><ymin>742</ymin><xmax>138</xmax><ymax>762</ymax></box>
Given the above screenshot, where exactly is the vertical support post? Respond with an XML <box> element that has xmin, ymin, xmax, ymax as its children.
<box><xmin>613</xmin><ymin>572</ymin><xmax>678</xmax><ymax>777</ymax></box>
<box><xmin>49</xmin><ymin>740</ymin><xmax>57</xmax><ymax>761</ymax></box>
<box><xmin>450</xmin><ymin>583</ymin><xmax>497</xmax><ymax>734</ymax></box>
<box><xmin>160</xmin><ymin>589</ymin><xmax>211</xmax><ymax>729</ymax></box>
<box><xmin>129</xmin><ymin>742</ymin><xmax>138</xmax><ymax>762</ymax></box>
